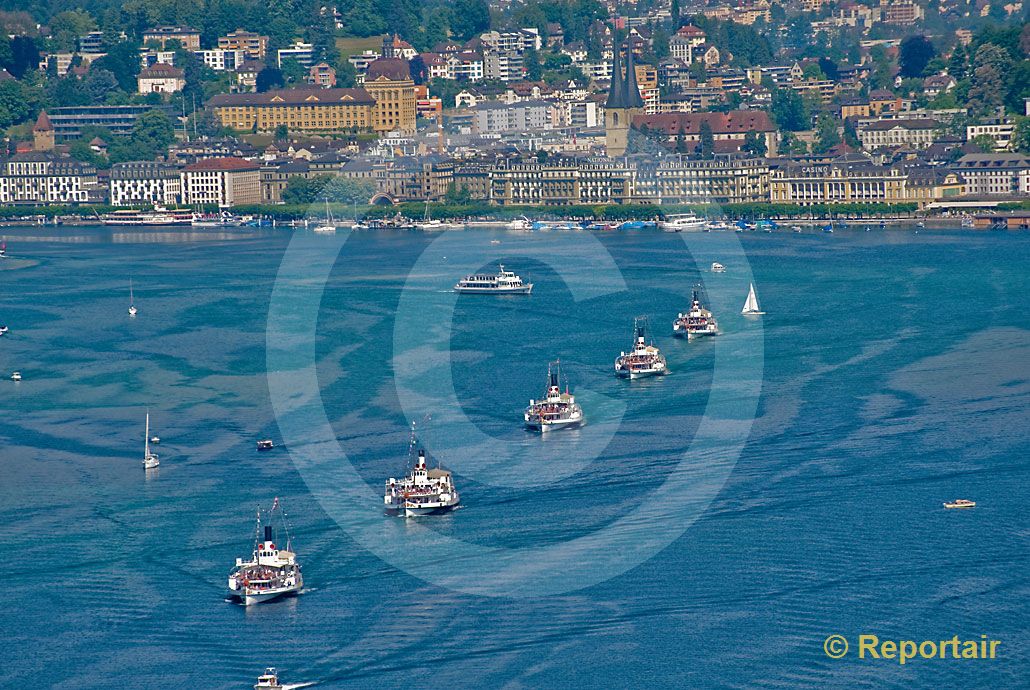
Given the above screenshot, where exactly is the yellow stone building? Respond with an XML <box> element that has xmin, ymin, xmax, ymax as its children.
<box><xmin>208</xmin><ymin>88</ymin><xmax>376</xmax><ymax>133</ymax></box>
<box><xmin>362</xmin><ymin>58</ymin><xmax>417</xmax><ymax>133</ymax></box>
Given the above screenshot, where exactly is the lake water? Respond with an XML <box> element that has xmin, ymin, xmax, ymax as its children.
<box><xmin>0</xmin><ymin>225</ymin><xmax>1026</xmax><ymax>688</ymax></box>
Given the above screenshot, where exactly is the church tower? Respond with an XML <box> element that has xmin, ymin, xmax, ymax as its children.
<box><xmin>33</xmin><ymin>110</ymin><xmax>55</xmax><ymax>152</ymax></box>
<box><xmin>604</xmin><ymin>41</ymin><xmax>644</xmax><ymax>157</ymax></box>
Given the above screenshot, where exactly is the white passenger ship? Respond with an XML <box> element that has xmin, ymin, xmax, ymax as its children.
<box><xmin>384</xmin><ymin>425</ymin><xmax>460</xmax><ymax>517</ymax></box>
<box><xmin>673</xmin><ymin>287</ymin><xmax>719</xmax><ymax>339</ymax></box>
<box><xmin>454</xmin><ymin>264</ymin><xmax>533</xmax><ymax>294</ymax></box>
<box><xmin>227</xmin><ymin>499</ymin><xmax>303</xmax><ymax>606</ymax></box>
<box><xmin>660</xmin><ymin>213</ymin><xmax>706</xmax><ymax>232</ymax></box>
<box><xmin>524</xmin><ymin>360</ymin><xmax>584</xmax><ymax>431</ymax></box>
<box><xmin>615</xmin><ymin>318</ymin><xmax>668</xmax><ymax>379</ymax></box>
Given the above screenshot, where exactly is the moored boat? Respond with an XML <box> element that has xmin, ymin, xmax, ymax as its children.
<box><xmin>102</xmin><ymin>206</ymin><xmax>192</xmax><ymax>226</ymax></box>
<box><xmin>524</xmin><ymin>360</ymin><xmax>584</xmax><ymax>432</ymax></box>
<box><xmin>660</xmin><ymin>213</ymin><xmax>706</xmax><ymax>232</ymax></box>
<box><xmin>615</xmin><ymin>318</ymin><xmax>667</xmax><ymax>379</ymax></box>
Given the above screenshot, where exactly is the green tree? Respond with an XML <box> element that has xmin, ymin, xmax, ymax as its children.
<box><xmin>92</xmin><ymin>41</ymin><xmax>141</xmax><ymax>92</ymax></box>
<box><xmin>256</xmin><ymin>67</ymin><xmax>285</xmax><ymax>92</ymax></box>
<box><xmin>899</xmin><ymin>35</ymin><xmax>936</xmax><ymax>78</ymax></box>
<box><xmin>50</xmin><ymin>10</ymin><xmax>97</xmax><ymax>52</ymax></box>
<box><xmin>280</xmin><ymin>57</ymin><xmax>307</xmax><ymax>85</ymax></box>
<box><xmin>698</xmin><ymin>120</ymin><xmax>714</xmax><ymax>159</ymax></box>
<box><xmin>274</xmin><ymin>124</ymin><xmax>289</xmax><ymax>140</ymax></box>
<box><xmin>812</xmin><ymin>113</ymin><xmax>841</xmax><ymax>154</ymax></box>
<box><xmin>127</xmin><ymin>109</ymin><xmax>175</xmax><ymax>161</ymax></box>
<box><xmin>741</xmin><ymin>131</ymin><xmax>767</xmax><ymax>157</ymax></box>
<box><xmin>84</xmin><ymin>68</ymin><xmax>120</xmax><ymax>102</ymax></box>
<box><xmin>1011</xmin><ymin>116</ymin><xmax>1030</xmax><ymax>153</ymax></box>
<box><xmin>770</xmin><ymin>87</ymin><xmax>809</xmax><ymax>131</ymax></box>
<box><xmin>970</xmin><ymin>134</ymin><xmax>997</xmax><ymax>152</ymax></box>
<box><xmin>0</xmin><ymin>79</ymin><xmax>31</xmax><ymax>129</ymax></box>
<box><xmin>967</xmin><ymin>44</ymin><xmax>1012</xmax><ymax>115</ymax></box>
<box><xmin>450</xmin><ymin>0</ymin><xmax>491</xmax><ymax>40</ymax></box>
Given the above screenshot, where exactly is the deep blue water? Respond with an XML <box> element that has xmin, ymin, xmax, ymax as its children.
<box><xmin>0</xmin><ymin>225</ymin><xmax>1027</xmax><ymax>688</ymax></box>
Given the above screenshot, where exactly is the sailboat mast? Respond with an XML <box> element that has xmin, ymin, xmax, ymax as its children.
<box><xmin>144</xmin><ymin>411</ymin><xmax>150</xmax><ymax>457</ymax></box>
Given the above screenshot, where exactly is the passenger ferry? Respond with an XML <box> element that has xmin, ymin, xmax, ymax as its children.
<box><xmin>384</xmin><ymin>424</ymin><xmax>460</xmax><ymax>517</ymax></box>
<box><xmin>101</xmin><ymin>206</ymin><xmax>192</xmax><ymax>226</ymax></box>
<box><xmin>227</xmin><ymin>498</ymin><xmax>303</xmax><ymax>606</ymax></box>
<box><xmin>660</xmin><ymin>213</ymin><xmax>706</xmax><ymax>232</ymax></box>
<box><xmin>615</xmin><ymin>318</ymin><xmax>668</xmax><ymax>379</ymax></box>
<box><xmin>673</xmin><ymin>287</ymin><xmax>719</xmax><ymax>339</ymax></box>
<box><xmin>454</xmin><ymin>264</ymin><xmax>533</xmax><ymax>294</ymax></box>
<box><xmin>524</xmin><ymin>360</ymin><xmax>584</xmax><ymax>432</ymax></box>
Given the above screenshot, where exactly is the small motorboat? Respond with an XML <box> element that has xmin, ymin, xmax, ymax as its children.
<box><xmin>257</xmin><ymin>439</ymin><xmax>275</xmax><ymax>451</ymax></box>
<box><xmin>0</xmin><ymin>325</ymin><xmax>8</xmax><ymax>335</ymax></box>
<box><xmin>255</xmin><ymin>667</ymin><xmax>284</xmax><ymax>689</ymax></box>
<box><xmin>710</xmin><ymin>262</ymin><xmax>725</xmax><ymax>273</ymax></box>
<box><xmin>150</xmin><ymin>436</ymin><xmax>160</xmax><ymax>444</ymax></box>
<box><xmin>943</xmin><ymin>499</ymin><xmax>975</xmax><ymax>509</ymax></box>
<box><xmin>11</xmin><ymin>372</ymin><xmax>21</xmax><ymax>381</ymax></box>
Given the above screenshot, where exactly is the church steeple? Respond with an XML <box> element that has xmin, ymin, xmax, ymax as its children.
<box><xmin>623</xmin><ymin>46</ymin><xmax>644</xmax><ymax>109</ymax></box>
<box><xmin>605</xmin><ymin>36</ymin><xmax>645</xmax><ymax>157</ymax></box>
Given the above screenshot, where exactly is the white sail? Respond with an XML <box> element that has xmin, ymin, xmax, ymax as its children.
<box><xmin>742</xmin><ymin>282</ymin><xmax>763</xmax><ymax>314</ymax></box>
<box><xmin>143</xmin><ymin>411</ymin><xmax>159</xmax><ymax>468</ymax></box>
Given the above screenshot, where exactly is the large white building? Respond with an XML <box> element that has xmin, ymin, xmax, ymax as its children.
<box><xmin>0</xmin><ymin>152</ymin><xmax>97</xmax><ymax>204</ymax></box>
<box><xmin>471</xmin><ymin>100</ymin><xmax>554</xmax><ymax>134</ymax></box>
<box><xmin>109</xmin><ymin>161</ymin><xmax>182</xmax><ymax>206</ymax></box>
<box><xmin>951</xmin><ymin>153</ymin><xmax>1030</xmax><ymax>196</ymax></box>
<box><xmin>180</xmin><ymin>157</ymin><xmax>261</xmax><ymax>207</ymax></box>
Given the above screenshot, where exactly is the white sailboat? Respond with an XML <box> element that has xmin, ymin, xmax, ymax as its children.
<box><xmin>128</xmin><ymin>278</ymin><xmax>138</xmax><ymax>317</ymax></box>
<box><xmin>313</xmin><ymin>199</ymin><xmax>336</xmax><ymax>233</ymax></box>
<box><xmin>143</xmin><ymin>411</ymin><xmax>159</xmax><ymax>469</ymax></box>
<box><xmin>741</xmin><ymin>282</ymin><xmax>765</xmax><ymax>315</ymax></box>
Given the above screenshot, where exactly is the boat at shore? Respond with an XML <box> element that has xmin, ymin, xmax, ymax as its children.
<box><xmin>660</xmin><ymin>213</ymin><xmax>706</xmax><ymax>232</ymax></box>
<box><xmin>615</xmin><ymin>318</ymin><xmax>667</xmax><ymax>379</ymax></box>
<box><xmin>454</xmin><ymin>264</ymin><xmax>532</xmax><ymax>294</ymax></box>
<box><xmin>191</xmin><ymin>210</ymin><xmax>250</xmax><ymax>227</ymax></box>
<box><xmin>524</xmin><ymin>360</ymin><xmax>584</xmax><ymax>432</ymax></box>
<box><xmin>384</xmin><ymin>424</ymin><xmax>460</xmax><ymax>517</ymax></box>
<box><xmin>227</xmin><ymin>498</ymin><xmax>303</xmax><ymax>605</ymax></box>
<box><xmin>102</xmin><ymin>206</ymin><xmax>192</xmax><ymax>226</ymax></box>
<box><xmin>673</xmin><ymin>286</ymin><xmax>719</xmax><ymax>339</ymax></box>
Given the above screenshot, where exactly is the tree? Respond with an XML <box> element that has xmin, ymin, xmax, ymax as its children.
<box><xmin>0</xmin><ymin>79</ymin><xmax>31</xmax><ymax>129</ymax></box>
<box><xmin>274</xmin><ymin>124</ymin><xmax>289</xmax><ymax>140</ymax></box>
<box><xmin>280</xmin><ymin>58</ymin><xmax>307</xmax><ymax>85</ymax></box>
<box><xmin>741</xmin><ymin>131</ymin><xmax>767</xmax><ymax>157</ymax></box>
<box><xmin>92</xmin><ymin>41</ymin><xmax>141</xmax><ymax>92</ymax></box>
<box><xmin>698</xmin><ymin>120</ymin><xmax>714</xmax><ymax>159</ymax></box>
<box><xmin>50</xmin><ymin>10</ymin><xmax>97</xmax><ymax>52</ymax></box>
<box><xmin>1011</xmin><ymin>116</ymin><xmax>1030</xmax><ymax>153</ymax></box>
<box><xmin>84</xmin><ymin>68</ymin><xmax>120</xmax><ymax>102</ymax></box>
<box><xmin>899</xmin><ymin>35</ymin><xmax>936</xmax><ymax>78</ymax></box>
<box><xmin>9</xmin><ymin>36</ymin><xmax>40</xmax><ymax>79</ymax></box>
<box><xmin>450</xmin><ymin>0</ymin><xmax>490</xmax><ymax>41</ymax></box>
<box><xmin>812</xmin><ymin>114</ymin><xmax>841</xmax><ymax>154</ymax></box>
<box><xmin>282</xmin><ymin>175</ymin><xmax>376</xmax><ymax>205</ymax></box>
<box><xmin>256</xmin><ymin>67</ymin><xmax>285</xmax><ymax>93</ymax></box>
<box><xmin>967</xmin><ymin>44</ymin><xmax>1012</xmax><ymax>115</ymax></box>
<box><xmin>970</xmin><ymin>134</ymin><xmax>997</xmax><ymax>152</ymax></box>
<box><xmin>524</xmin><ymin>49</ymin><xmax>543</xmax><ymax>81</ymax></box>
<box><xmin>128</xmin><ymin>109</ymin><xmax>175</xmax><ymax>161</ymax></box>
<box><xmin>770</xmin><ymin>87</ymin><xmax>809</xmax><ymax>131</ymax></box>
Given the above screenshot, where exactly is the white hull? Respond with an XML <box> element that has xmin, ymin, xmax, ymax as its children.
<box><xmin>525</xmin><ymin>414</ymin><xmax>584</xmax><ymax>431</ymax></box>
<box><xmin>454</xmin><ymin>285</ymin><xmax>532</xmax><ymax>294</ymax></box>
<box><xmin>674</xmin><ymin>327</ymin><xmax>718</xmax><ymax>339</ymax></box>
<box><xmin>616</xmin><ymin>366</ymin><xmax>666</xmax><ymax>379</ymax></box>
<box><xmin>741</xmin><ymin>310</ymin><xmax>765</xmax><ymax>316</ymax></box>
<box><xmin>385</xmin><ymin>500</ymin><xmax>459</xmax><ymax>517</ymax></box>
<box><xmin>232</xmin><ymin>582</ymin><xmax>303</xmax><ymax>606</ymax></box>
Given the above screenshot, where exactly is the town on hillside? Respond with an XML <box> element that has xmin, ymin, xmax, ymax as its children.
<box><xmin>0</xmin><ymin>1</ymin><xmax>1029</xmax><ymax>219</ymax></box>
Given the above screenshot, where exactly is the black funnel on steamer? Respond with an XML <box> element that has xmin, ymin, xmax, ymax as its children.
<box><xmin>264</xmin><ymin>525</ymin><xmax>273</xmax><ymax>542</ymax></box>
